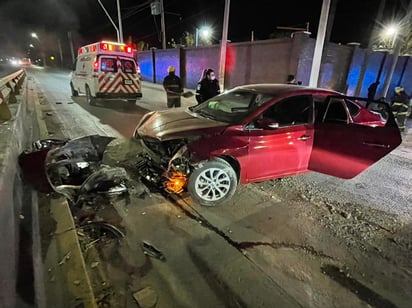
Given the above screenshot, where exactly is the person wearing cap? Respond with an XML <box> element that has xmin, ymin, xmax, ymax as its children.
<box><xmin>390</xmin><ymin>86</ymin><xmax>410</xmax><ymax>132</ymax></box>
<box><xmin>163</xmin><ymin>65</ymin><xmax>183</xmax><ymax>108</ymax></box>
<box><xmin>195</xmin><ymin>68</ymin><xmax>220</xmax><ymax>104</ymax></box>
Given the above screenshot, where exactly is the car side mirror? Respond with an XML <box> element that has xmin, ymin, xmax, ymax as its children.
<box><xmin>256</xmin><ymin>118</ymin><xmax>279</xmax><ymax>130</ymax></box>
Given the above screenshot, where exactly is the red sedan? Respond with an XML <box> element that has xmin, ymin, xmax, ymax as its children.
<box><xmin>133</xmin><ymin>84</ymin><xmax>402</xmax><ymax>206</ymax></box>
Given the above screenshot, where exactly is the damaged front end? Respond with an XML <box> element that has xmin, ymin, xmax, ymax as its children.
<box><xmin>135</xmin><ymin>137</ymin><xmax>195</xmax><ymax>195</ymax></box>
<box><xmin>19</xmin><ymin>135</ymin><xmax>130</xmax><ymax>206</ymax></box>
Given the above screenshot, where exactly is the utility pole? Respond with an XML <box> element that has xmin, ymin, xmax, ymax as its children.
<box><xmin>160</xmin><ymin>0</ymin><xmax>166</xmax><ymax>49</ymax></box>
<box><xmin>219</xmin><ymin>0</ymin><xmax>230</xmax><ymax>92</ymax></box>
<box><xmin>57</xmin><ymin>38</ymin><xmax>64</xmax><ymax>67</ymax></box>
<box><xmin>309</xmin><ymin>0</ymin><xmax>331</xmax><ymax>87</ymax></box>
<box><xmin>97</xmin><ymin>0</ymin><xmax>120</xmax><ymax>42</ymax></box>
<box><xmin>68</xmin><ymin>31</ymin><xmax>75</xmax><ymax>64</ymax></box>
<box><xmin>116</xmin><ymin>0</ymin><xmax>124</xmax><ymax>43</ymax></box>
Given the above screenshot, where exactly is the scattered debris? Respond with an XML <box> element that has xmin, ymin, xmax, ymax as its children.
<box><xmin>58</xmin><ymin>251</ymin><xmax>71</xmax><ymax>265</ymax></box>
<box><xmin>133</xmin><ymin>286</ymin><xmax>158</xmax><ymax>308</ymax></box>
<box><xmin>141</xmin><ymin>241</ymin><xmax>166</xmax><ymax>261</ymax></box>
<box><xmin>46</xmin><ymin>112</ymin><xmax>52</xmax><ymax>116</ymax></box>
<box><xmin>79</xmin><ymin>221</ymin><xmax>125</xmax><ymax>241</ymax></box>
<box><xmin>56</xmin><ymin>102</ymin><xmax>62</xmax><ymax>104</ymax></box>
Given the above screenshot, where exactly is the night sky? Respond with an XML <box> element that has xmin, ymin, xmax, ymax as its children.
<box><xmin>0</xmin><ymin>0</ymin><xmax>407</xmax><ymax>60</ymax></box>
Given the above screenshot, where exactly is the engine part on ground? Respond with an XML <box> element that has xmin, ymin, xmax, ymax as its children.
<box><xmin>19</xmin><ymin>135</ymin><xmax>116</xmax><ymax>195</ymax></box>
<box><xmin>32</xmin><ymin>138</ymin><xmax>69</xmax><ymax>151</ymax></box>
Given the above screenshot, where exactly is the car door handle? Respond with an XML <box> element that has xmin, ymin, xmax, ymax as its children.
<box><xmin>363</xmin><ymin>141</ymin><xmax>390</xmax><ymax>149</ymax></box>
<box><xmin>297</xmin><ymin>135</ymin><xmax>311</xmax><ymax>141</ymax></box>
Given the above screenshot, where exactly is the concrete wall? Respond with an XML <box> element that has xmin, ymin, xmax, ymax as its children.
<box><xmin>137</xmin><ymin>33</ymin><xmax>412</xmax><ymax>98</ymax></box>
<box><xmin>0</xmin><ymin>75</ymin><xmax>32</xmax><ymax>307</ymax></box>
<box><xmin>225</xmin><ymin>38</ymin><xmax>293</xmax><ymax>87</ymax></box>
<box><xmin>319</xmin><ymin>43</ymin><xmax>355</xmax><ymax>93</ymax></box>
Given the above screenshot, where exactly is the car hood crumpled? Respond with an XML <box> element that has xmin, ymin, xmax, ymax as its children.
<box><xmin>137</xmin><ymin>108</ymin><xmax>228</xmax><ymax>141</ymax></box>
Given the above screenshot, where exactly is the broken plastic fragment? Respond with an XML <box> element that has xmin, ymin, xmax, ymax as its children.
<box><xmin>141</xmin><ymin>241</ymin><xmax>165</xmax><ymax>261</ymax></box>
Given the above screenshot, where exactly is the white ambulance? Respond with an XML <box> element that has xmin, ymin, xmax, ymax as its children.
<box><xmin>70</xmin><ymin>41</ymin><xmax>142</xmax><ymax>105</ymax></box>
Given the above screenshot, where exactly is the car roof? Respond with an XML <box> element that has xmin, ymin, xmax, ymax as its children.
<box><xmin>232</xmin><ymin>83</ymin><xmax>342</xmax><ymax>97</ymax></box>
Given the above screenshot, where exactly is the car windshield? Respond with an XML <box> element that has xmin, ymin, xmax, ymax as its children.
<box><xmin>189</xmin><ymin>89</ymin><xmax>275</xmax><ymax>124</ymax></box>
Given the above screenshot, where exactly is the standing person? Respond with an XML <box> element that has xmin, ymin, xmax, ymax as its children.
<box><xmin>195</xmin><ymin>68</ymin><xmax>220</xmax><ymax>104</ymax></box>
<box><xmin>163</xmin><ymin>66</ymin><xmax>183</xmax><ymax>108</ymax></box>
<box><xmin>195</xmin><ymin>69</ymin><xmax>207</xmax><ymax>104</ymax></box>
<box><xmin>390</xmin><ymin>86</ymin><xmax>410</xmax><ymax>132</ymax></box>
<box><xmin>367</xmin><ymin>81</ymin><xmax>380</xmax><ymax>100</ymax></box>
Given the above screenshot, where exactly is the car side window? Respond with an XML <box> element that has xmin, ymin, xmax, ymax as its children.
<box><xmin>323</xmin><ymin>99</ymin><xmax>348</xmax><ymax>123</ymax></box>
<box><xmin>345</xmin><ymin>100</ymin><xmax>361</xmax><ymax>118</ymax></box>
<box><xmin>261</xmin><ymin>95</ymin><xmax>313</xmax><ymax>127</ymax></box>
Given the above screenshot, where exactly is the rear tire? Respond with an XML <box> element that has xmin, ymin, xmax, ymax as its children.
<box><xmin>188</xmin><ymin>158</ymin><xmax>238</xmax><ymax>207</ymax></box>
<box><xmin>70</xmin><ymin>82</ymin><xmax>79</xmax><ymax>97</ymax></box>
<box><xmin>85</xmin><ymin>85</ymin><xmax>96</xmax><ymax>106</ymax></box>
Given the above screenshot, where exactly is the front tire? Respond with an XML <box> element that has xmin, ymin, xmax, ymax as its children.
<box><xmin>188</xmin><ymin>158</ymin><xmax>238</xmax><ymax>206</ymax></box>
<box><xmin>85</xmin><ymin>85</ymin><xmax>96</xmax><ymax>106</ymax></box>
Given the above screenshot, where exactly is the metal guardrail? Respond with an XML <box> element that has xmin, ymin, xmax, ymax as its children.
<box><xmin>0</xmin><ymin>69</ymin><xmax>26</xmax><ymax>121</ymax></box>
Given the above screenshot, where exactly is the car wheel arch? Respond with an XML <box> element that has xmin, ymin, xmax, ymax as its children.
<box><xmin>218</xmin><ymin>155</ymin><xmax>241</xmax><ymax>184</ymax></box>
<box><xmin>70</xmin><ymin>82</ymin><xmax>79</xmax><ymax>97</ymax></box>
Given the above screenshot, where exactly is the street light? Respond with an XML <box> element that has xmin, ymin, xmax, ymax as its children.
<box><xmin>30</xmin><ymin>32</ymin><xmax>47</xmax><ymax>67</ymax></box>
<box><xmin>196</xmin><ymin>26</ymin><xmax>212</xmax><ymax>47</ymax></box>
<box><xmin>97</xmin><ymin>0</ymin><xmax>122</xmax><ymax>42</ymax></box>
<box><xmin>382</xmin><ymin>24</ymin><xmax>399</xmax><ymax>49</ymax></box>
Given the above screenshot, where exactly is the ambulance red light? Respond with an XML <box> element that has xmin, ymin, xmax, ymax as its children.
<box><xmin>93</xmin><ymin>60</ymin><xmax>99</xmax><ymax>72</ymax></box>
<box><xmin>78</xmin><ymin>48</ymin><xmax>83</xmax><ymax>55</ymax></box>
<box><xmin>126</xmin><ymin>46</ymin><xmax>132</xmax><ymax>53</ymax></box>
<box><xmin>100</xmin><ymin>42</ymin><xmax>108</xmax><ymax>50</ymax></box>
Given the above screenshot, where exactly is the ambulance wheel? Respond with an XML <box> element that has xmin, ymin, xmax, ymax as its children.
<box><xmin>70</xmin><ymin>82</ymin><xmax>78</xmax><ymax>97</ymax></box>
<box><xmin>85</xmin><ymin>85</ymin><xmax>96</xmax><ymax>106</ymax></box>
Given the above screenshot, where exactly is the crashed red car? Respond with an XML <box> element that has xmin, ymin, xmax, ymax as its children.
<box><xmin>133</xmin><ymin>84</ymin><xmax>402</xmax><ymax>206</ymax></box>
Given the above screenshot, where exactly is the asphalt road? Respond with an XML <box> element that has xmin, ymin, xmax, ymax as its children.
<box><xmin>26</xmin><ymin>66</ymin><xmax>412</xmax><ymax>307</ymax></box>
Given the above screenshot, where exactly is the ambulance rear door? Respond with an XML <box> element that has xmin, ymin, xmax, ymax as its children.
<box><xmin>97</xmin><ymin>56</ymin><xmax>141</xmax><ymax>97</ymax></box>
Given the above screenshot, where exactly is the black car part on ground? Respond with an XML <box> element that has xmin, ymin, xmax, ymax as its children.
<box><xmin>19</xmin><ymin>135</ymin><xmax>131</xmax><ymax>204</ymax></box>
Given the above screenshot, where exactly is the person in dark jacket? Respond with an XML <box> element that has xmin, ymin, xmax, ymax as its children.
<box><xmin>163</xmin><ymin>66</ymin><xmax>183</xmax><ymax>108</ymax></box>
<box><xmin>390</xmin><ymin>86</ymin><xmax>410</xmax><ymax>132</ymax></box>
<box><xmin>367</xmin><ymin>81</ymin><xmax>380</xmax><ymax>100</ymax></box>
<box><xmin>195</xmin><ymin>68</ymin><xmax>220</xmax><ymax>104</ymax></box>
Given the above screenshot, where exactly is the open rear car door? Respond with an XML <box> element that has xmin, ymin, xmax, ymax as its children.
<box><xmin>308</xmin><ymin>96</ymin><xmax>402</xmax><ymax>179</ymax></box>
